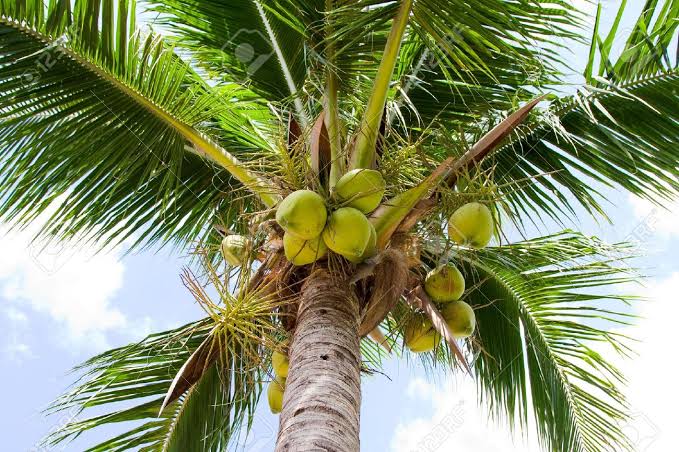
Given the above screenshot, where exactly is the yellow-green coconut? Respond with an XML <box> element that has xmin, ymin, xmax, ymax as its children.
<box><xmin>276</xmin><ymin>190</ymin><xmax>327</xmax><ymax>240</ymax></box>
<box><xmin>272</xmin><ymin>350</ymin><xmax>289</xmax><ymax>378</ymax></box>
<box><xmin>220</xmin><ymin>234</ymin><xmax>249</xmax><ymax>266</ymax></box>
<box><xmin>347</xmin><ymin>221</ymin><xmax>377</xmax><ymax>264</ymax></box>
<box><xmin>283</xmin><ymin>232</ymin><xmax>327</xmax><ymax>266</ymax></box>
<box><xmin>424</xmin><ymin>263</ymin><xmax>465</xmax><ymax>303</ymax></box>
<box><xmin>404</xmin><ymin>316</ymin><xmax>440</xmax><ymax>353</ymax></box>
<box><xmin>334</xmin><ymin>168</ymin><xmax>386</xmax><ymax>213</ymax></box>
<box><xmin>267</xmin><ymin>377</ymin><xmax>286</xmax><ymax>414</ymax></box>
<box><xmin>442</xmin><ymin>301</ymin><xmax>476</xmax><ymax>338</ymax></box>
<box><xmin>322</xmin><ymin>207</ymin><xmax>372</xmax><ymax>261</ymax></box>
<box><xmin>447</xmin><ymin>202</ymin><xmax>494</xmax><ymax>248</ymax></box>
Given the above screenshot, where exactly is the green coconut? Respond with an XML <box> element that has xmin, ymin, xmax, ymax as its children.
<box><xmin>220</xmin><ymin>234</ymin><xmax>249</xmax><ymax>266</ymax></box>
<box><xmin>272</xmin><ymin>350</ymin><xmax>289</xmax><ymax>378</ymax></box>
<box><xmin>267</xmin><ymin>377</ymin><xmax>286</xmax><ymax>414</ymax></box>
<box><xmin>334</xmin><ymin>168</ymin><xmax>386</xmax><ymax>213</ymax></box>
<box><xmin>424</xmin><ymin>263</ymin><xmax>465</xmax><ymax>303</ymax></box>
<box><xmin>347</xmin><ymin>221</ymin><xmax>377</xmax><ymax>264</ymax></box>
<box><xmin>442</xmin><ymin>300</ymin><xmax>476</xmax><ymax>338</ymax></box>
<box><xmin>447</xmin><ymin>202</ymin><xmax>494</xmax><ymax>248</ymax></box>
<box><xmin>276</xmin><ymin>190</ymin><xmax>327</xmax><ymax>239</ymax></box>
<box><xmin>283</xmin><ymin>232</ymin><xmax>327</xmax><ymax>266</ymax></box>
<box><xmin>322</xmin><ymin>207</ymin><xmax>372</xmax><ymax>260</ymax></box>
<box><xmin>404</xmin><ymin>316</ymin><xmax>440</xmax><ymax>353</ymax></box>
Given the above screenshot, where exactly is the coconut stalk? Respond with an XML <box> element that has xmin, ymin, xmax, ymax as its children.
<box><xmin>371</xmin><ymin>156</ymin><xmax>456</xmax><ymax>249</ymax></box>
<box><xmin>159</xmin><ymin>253</ymin><xmax>286</xmax><ymax>411</ymax></box>
<box><xmin>349</xmin><ymin>0</ymin><xmax>413</xmax><ymax>169</ymax></box>
<box><xmin>396</xmin><ymin>96</ymin><xmax>545</xmax><ymax>232</ymax></box>
<box><xmin>324</xmin><ymin>0</ymin><xmax>344</xmax><ymax>188</ymax></box>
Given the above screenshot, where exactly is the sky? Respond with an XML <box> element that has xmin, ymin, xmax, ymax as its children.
<box><xmin>1</xmin><ymin>1</ymin><xmax>677</xmax><ymax>451</ymax></box>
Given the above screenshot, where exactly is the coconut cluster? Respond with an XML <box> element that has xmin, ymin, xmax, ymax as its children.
<box><xmin>405</xmin><ymin>202</ymin><xmax>495</xmax><ymax>353</ymax></box>
<box><xmin>268</xmin><ymin>348</ymin><xmax>290</xmax><ymax>414</ymax></box>
<box><xmin>277</xmin><ymin>169</ymin><xmax>385</xmax><ymax>265</ymax></box>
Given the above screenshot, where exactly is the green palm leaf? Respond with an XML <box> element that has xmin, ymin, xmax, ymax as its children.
<box><xmin>456</xmin><ymin>232</ymin><xmax>637</xmax><ymax>452</ymax></box>
<box><xmin>146</xmin><ymin>0</ymin><xmax>312</xmax><ymax>119</ymax></box>
<box><xmin>44</xmin><ymin>264</ymin><xmax>280</xmax><ymax>451</ymax></box>
<box><xmin>0</xmin><ymin>0</ymin><xmax>278</xmax><ymax>250</ymax></box>
<box><xmin>42</xmin><ymin>319</ymin><xmax>220</xmax><ymax>450</ymax></box>
<box><xmin>485</xmin><ymin>0</ymin><xmax>679</xmax><ymax>223</ymax></box>
<box><xmin>392</xmin><ymin>0</ymin><xmax>577</xmax><ymax>128</ymax></box>
<box><xmin>494</xmin><ymin>70</ymin><xmax>678</xmax><ymax>223</ymax></box>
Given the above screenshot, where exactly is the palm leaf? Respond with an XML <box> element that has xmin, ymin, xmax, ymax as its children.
<box><xmin>485</xmin><ymin>1</ymin><xmax>678</xmax><ymax>224</ymax></box>
<box><xmin>491</xmin><ymin>69</ymin><xmax>678</xmax><ymax>224</ymax></box>
<box><xmin>0</xmin><ymin>0</ymin><xmax>279</xmax><ymax>251</ymax></box>
<box><xmin>42</xmin><ymin>319</ymin><xmax>222</xmax><ymax>450</ymax></box>
<box><xmin>145</xmin><ymin>0</ymin><xmax>312</xmax><ymax>119</ymax></box>
<box><xmin>453</xmin><ymin>232</ymin><xmax>638</xmax><ymax>452</ymax></box>
<box><xmin>44</xmin><ymin>262</ymin><xmax>282</xmax><ymax>451</ymax></box>
<box><xmin>389</xmin><ymin>0</ymin><xmax>577</xmax><ymax>130</ymax></box>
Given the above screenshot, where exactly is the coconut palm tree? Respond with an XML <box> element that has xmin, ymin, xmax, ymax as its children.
<box><xmin>1</xmin><ymin>0</ymin><xmax>677</xmax><ymax>450</ymax></box>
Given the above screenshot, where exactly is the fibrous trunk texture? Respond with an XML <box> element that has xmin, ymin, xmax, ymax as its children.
<box><xmin>275</xmin><ymin>268</ymin><xmax>361</xmax><ymax>452</ymax></box>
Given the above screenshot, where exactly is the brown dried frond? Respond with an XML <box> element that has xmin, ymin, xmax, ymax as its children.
<box><xmin>358</xmin><ymin>248</ymin><xmax>409</xmax><ymax>336</ymax></box>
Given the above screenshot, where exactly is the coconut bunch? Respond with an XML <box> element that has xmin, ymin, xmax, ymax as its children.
<box><xmin>214</xmin><ymin>168</ymin><xmax>497</xmax><ymax>363</ymax></box>
<box><xmin>276</xmin><ymin>169</ymin><xmax>386</xmax><ymax>265</ymax></box>
<box><xmin>404</xmin><ymin>201</ymin><xmax>495</xmax><ymax>354</ymax></box>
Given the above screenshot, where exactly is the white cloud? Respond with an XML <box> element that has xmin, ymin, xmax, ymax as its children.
<box><xmin>628</xmin><ymin>194</ymin><xmax>679</xmax><ymax>239</ymax></box>
<box><xmin>3</xmin><ymin>340</ymin><xmax>34</xmax><ymax>363</ymax></box>
<box><xmin>610</xmin><ymin>273</ymin><xmax>679</xmax><ymax>451</ymax></box>
<box><xmin>391</xmin><ymin>376</ymin><xmax>539</xmax><ymax>452</ymax></box>
<box><xmin>0</xmin><ymin>222</ymin><xmax>127</xmax><ymax>350</ymax></box>
<box><xmin>4</xmin><ymin>306</ymin><xmax>28</xmax><ymax>324</ymax></box>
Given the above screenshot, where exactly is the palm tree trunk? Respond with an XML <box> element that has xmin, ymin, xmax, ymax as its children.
<box><xmin>275</xmin><ymin>268</ymin><xmax>361</xmax><ymax>452</ymax></box>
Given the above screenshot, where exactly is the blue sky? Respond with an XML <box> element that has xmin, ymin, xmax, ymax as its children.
<box><xmin>2</xmin><ymin>1</ymin><xmax>678</xmax><ymax>451</ymax></box>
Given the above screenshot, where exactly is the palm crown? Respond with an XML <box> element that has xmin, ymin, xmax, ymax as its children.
<box><xmin>1</xmin><ymin>0</ymin><xmax>677</xmax><ymax>451</ymax></box>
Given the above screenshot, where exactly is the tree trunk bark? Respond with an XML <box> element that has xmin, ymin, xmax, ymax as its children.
<box><xmin>275</xmin><ymin>268</ymin><xmax>361</xmax><ymax>452</ymax></box>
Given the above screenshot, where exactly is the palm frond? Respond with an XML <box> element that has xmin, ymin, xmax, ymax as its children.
<box><xmin>455</xmin><ymin>231</ymin><xmax>638</xmax><ymax>452</ymax></box>
<box><xmin>485</xmin><ymin>1</ymin><xmax>678</xmax><ymax>224</ymax></box>
<box><xmin>0</xmin><ymin>0</ymin><xmax>279</xmax><ymax>251</ymax></box>
<box><xmin>145</xmin><ymin>0</ymin><xmax>312</xmax><ymax>116</ymax></box>
<box><xmin>44</xmin><ymin>264</ymin><xmax>282</xmax><ymax>451</ymax></box>
<box><xmin>42</xmin><ymin>319</ymin><xmax>218</xmax><ymax>450</ymax></box>
<box><xmin>389</xmin><ymin>0</ymin><xmax>578</xmax><ymax>130</ymax></box>
<box><xmin>492</xmin><ymin>69</ymin><xmax>678</xmax><ymax>224</ymax></box>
